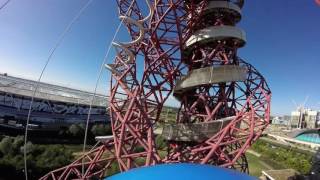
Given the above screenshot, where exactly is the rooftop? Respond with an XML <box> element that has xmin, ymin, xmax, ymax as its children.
<box><xmin>0</xmin><ymin>73</ymin><xmax>108</xmax><ymax>107</ymax></box>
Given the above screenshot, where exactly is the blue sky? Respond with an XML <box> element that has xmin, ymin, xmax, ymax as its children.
<box><xmin>0</xmin><ymin>0</ymin><xmax>319</xmax><ymax>115</ymax></box>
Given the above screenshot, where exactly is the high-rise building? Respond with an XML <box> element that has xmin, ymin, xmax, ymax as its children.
<box><xmin>305</xmin><ymin>109</ymin><xmax>318</xmax><ymax>128</ymax></box>
<box><xmin>291</xmin><ymin>111</ymin><xmax>301</xmax><ymax>128</ymax></box>
<box><xmin>290</xmin><ymin>109</ymin><xmax>319</xmax><ymax>129</ymax></box>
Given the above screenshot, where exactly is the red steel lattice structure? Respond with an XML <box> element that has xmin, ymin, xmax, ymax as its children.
<box><xmin>41</xmin><ymin>0</ymin><xmax>271</xmax><ymax>179</ymax></box>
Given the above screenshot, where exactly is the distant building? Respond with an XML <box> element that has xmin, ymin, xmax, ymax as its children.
<box><xmin>272</xmin><ymin>116</ymin><xmax>289</xmax><ymax>126</ymax></box>
<box><xmin>0</xmin><ymin>73</ymin><xmax>109</xmax><ymax>132</ymax></box>
<box><xmin>283</xmin><ymin>115</ymin><xmax>291</xmax><ymax>122</ymax></box>
<box><xmin>317</xmin><ymin>112</ymin><xmax>320</xmax><ymax>128</ymax></box>
<box><xmin>290</xmin><ymin>111</ymin><xmax>301</xmax><ymax>128</ymax></box>
<box><xmin>305</xmin><ymin>110</ymin><xmax>318</xmax><ymax>129</ymax></box>
<box><xmin>290</xmin><ymin>109</ymin><xmax>319</xmax><ymax>129</ymax></box>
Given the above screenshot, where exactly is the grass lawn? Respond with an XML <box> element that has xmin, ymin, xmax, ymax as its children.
<box><xmin>246</xmin><ymin>152</ymin><xmax>273</xmax><ymax>177</ymax></box>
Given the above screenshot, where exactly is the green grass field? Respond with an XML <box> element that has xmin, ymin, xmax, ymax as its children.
<box><xmin>246</xmin><ymin>152</ymin><xmax>273</xmax><ymax>177</ymax></box>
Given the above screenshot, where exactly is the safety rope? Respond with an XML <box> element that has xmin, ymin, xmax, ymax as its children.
<box><xmin>23</xmin><ymin>1</ymin><xmax>94</xmax><ymax>179</ymax></box>
<box><xmin>80</xmin><ymin>0</ymin><xmax>137</xmax><ymax>175</ymax></box>
<box><xmin>0</xmin><ymin>0</ymin><xmax>10</xmax><ymax>11</ymax></box>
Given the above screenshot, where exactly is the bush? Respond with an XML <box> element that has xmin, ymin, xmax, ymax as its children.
<box><xmin>155</xmin><ymin>135</ymin><xmax>166</xmax><ymax>150</ymax></box>
<box><xmin>91</xmin><ymin>124</ymin><xmax>112</xmax><ymax>136</ymax></box>
<box><xmin>68</xmin><ymin>124</ymin><xmax>85</xmax><ymax>137</ymax></box>
<box><xmin>0</xmin><ymin>136</ymin><xmax>73</xmax><ymax>179</ymax></box>
<box><xmin>0</xmin><ymin>136</ymin><xmax>13</xmax><ymax>155</ymax></box>
<box><xmin>251</xmin><ymin>140</ymin><xmax>312</xmax><ymax>174</ymax></box>
<box><xmin>36</xmin><ymin>145</ymin><xmax>72</xmax><ymax>169</ymax></box>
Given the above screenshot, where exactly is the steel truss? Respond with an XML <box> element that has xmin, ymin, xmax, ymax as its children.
<box><xmin>41</xmin><ymin>0</ymin><xmax>271</xmax><ymax>179</ymax></box>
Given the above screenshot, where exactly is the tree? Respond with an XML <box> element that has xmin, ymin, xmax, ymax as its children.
<box><xmin>68</xmin><ymin>124</ymin><xmax>85</xmax><ymax>137</ymax></box>
<box><xmin>12</xmin><ymin>136</ymin><xmax>24</xmax><ymax>150</ymax></box>
<box><xmin>36</xmin><ymin>145</ymin><xmax>72</xmax><ymax>169</ymax></box>
<box><xmin>155</xmin><ymin>135</ymin><xmax>166</xmax><ymax>150</ymax></box>
<box><xmin>0</xmin><ymin>136</ymin><xmax>13</xmax><ymax>155</ymax></box>
<box><xmin>0</xmin><ymin>136</ymin><xmax>74</xmax><ymax>179</ymax></box>
<box><xmin>91</xmin><ymin>124</ymin><xmax>112</xmax><ymax>136</ymax></box>
<box><xmin>20</xmin><ymin>141</ymin><xmax>34</xmax><ymax>154</ymax></box>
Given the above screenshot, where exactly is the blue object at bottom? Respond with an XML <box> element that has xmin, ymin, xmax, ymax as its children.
<box><xmin>107</xmin><ymin>163</ymin><xmax>256</xmax><ymax>180</ymax></box>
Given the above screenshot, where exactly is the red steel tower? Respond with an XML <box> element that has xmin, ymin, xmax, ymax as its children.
<box><xmin>41</xmin><ymin>0</ymin><xmax>271</xmax><ymax>179</ymax></box>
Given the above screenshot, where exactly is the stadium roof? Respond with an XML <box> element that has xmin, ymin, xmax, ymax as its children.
<box><xmin>0</xmin><ymin>73</ymin><xmax>108</xmax><ymax>107</ymax></box>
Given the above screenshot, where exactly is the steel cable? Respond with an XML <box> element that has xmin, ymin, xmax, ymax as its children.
<box><xmin>0</xmin><ymin>0</ymin><xmax>10</xmax><ymax>11</ymax></box>
<box><xmin>23</xmin><ymin>1</ymin><xmax>94</xmax><ymax>179</ymax></box>
<box><xmin>80</xmin><ymin>0</ymin><xmax>136</xmax><ymax>175</ymax></box>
